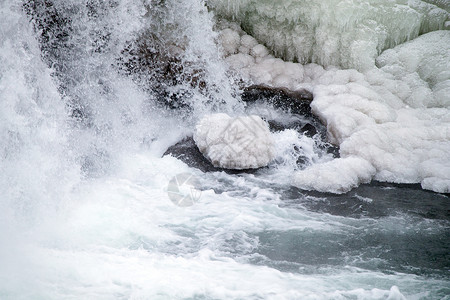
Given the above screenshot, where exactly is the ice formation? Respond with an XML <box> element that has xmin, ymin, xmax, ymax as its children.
<box><xmin>375</xmin><ymin>30</ymin><xmax>450</xmax><ymax>108</ymax></box>
<box><xmin>209</xmin><ymin>0</ymin><xmax>449</xmax><ymax>70</ymax></box>
<box><xmin>193</xmin><ymin>113</ymin><xmax>275</xmax><ymax>169</ymax></box>
<box><xmin>293</xmin><ymin>157</ymin><xmax>376</xmax><ymax>194</ymax></box>
<box><xmin>220</xmin><ymin>25</ymin><xmax>305</xmax><ymax>90</ymax></box>
<box><xmin>218</xmin><ymin>24</ymin><xmax>450</xmax><ymax>193</ymax></box>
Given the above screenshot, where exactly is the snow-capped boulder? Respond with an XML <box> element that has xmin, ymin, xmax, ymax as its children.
<box><xmin>194</xmin><ymin>113</ymin><xmax>275</xmax><ymax>169</ymax></box>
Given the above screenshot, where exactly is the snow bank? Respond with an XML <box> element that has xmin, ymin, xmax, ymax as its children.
<box><xmin>218</xmin><ymin>25</ymin><xmax>450</xmax><ymax>193</ymax></box>
<box><xmin>193</xmin><ymin>113</ymin><xmax>275</xmax><ymax>169</ymax></box>
<box><xmin>210</xmin><ymin>0</ymin><xmax>449</xmax><ymax>70</ymax></box>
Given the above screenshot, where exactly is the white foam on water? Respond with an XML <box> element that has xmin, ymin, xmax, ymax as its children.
<box><xmin>11</xmin><ymin>152</ymin><xmax>450</xmax><ymax>298</ymax></box>
<box><xmin>4</xmin><ymin>153</ymin><xmax>445</xmax><ymax>299</ymax></box>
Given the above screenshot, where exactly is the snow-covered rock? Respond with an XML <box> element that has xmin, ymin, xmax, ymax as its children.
<box><xmin>218</xmin><ymin>25</ymin><xmax>450</xmax><ymax>193</ymax></box>
<box><xmin>193</xmin><ymin>113</ymin><xmax>275</xmax><ymax>169</ymax></box>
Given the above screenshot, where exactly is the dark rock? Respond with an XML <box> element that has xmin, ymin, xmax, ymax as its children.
<box><xmin>300</xmin><ymin>123</ymin><xmax>317</xmax><ymax>138</ymax></box>
<box><xmin>241</xmin><ymin>84</ymin><xmax>340</xmax><ymax>159</ymax></box>
<box><xmin>163</xmin><ymin>137</ymin><xmax>258</xmax><ymax>174</ymax></box>
<box><xmin>267</xmin><ymin>120</ymin><xmax>291</xmax><ymax>132</ymax></box>
<box><xmin>326</xmin><ymin>145</ymin><xmax>340</xmax><ymax>158</ymax></box>
<box><xmin>119</xmin><ymin>33</ymin><xmax>194</xmax><ymax>110</ymax></box>
<box><xmin>268</xmin><ymin>120</ymin><xmax>317</xmax><ymax>138</ymax></box>
<box><xmin>24</xmin><ymin>0</ymin><xmax>206</xmax><ymax>112</ymax></box>
<box><xmin>241</xmin><ymin>84</ymin><xmax>313</xmax><ymax>116</ymax></box>
<box><xmin>164</xmin><ymin>137</ymin><xmax>218</xmax><ymax>172</ymax></box>
<box><xmin>23</xmin><ymin>0</ymin><xmax>72</xmax><ymax>91</ymax></box>
<box><xmin>296</xmin><ymin>156</ymin><xmax>309</xmax><ymax>166</ymax></box>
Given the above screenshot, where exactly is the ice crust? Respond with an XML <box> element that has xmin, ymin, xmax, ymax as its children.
<box><xmin>209</xmin><ymin>0</ymin><xmax>449</xmax><ymax>71</ymax></box>
<box><xmin>193</xmin><ymin>113</ymin><xmax>275</xmax><ymax>169</ymax></box>
<box><xmin>219</xmin><ymin>26</ymin><xmax>450</xmax><ymax>193</ymax></box>
<box><xmin>293</xmin><ymin>157</ymin><xmax>376</xmax><ymax>194</ymax></box>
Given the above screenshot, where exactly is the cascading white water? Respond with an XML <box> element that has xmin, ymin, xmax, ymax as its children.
<box><xmin>0</xmin><ymin>0</ymin><xmax>77</xmax><ymax>224</ymax></box>
<box><xmin>0</xmin><ymin>0</ymin><xmax>449</xmax><ymax>299</ymax></box>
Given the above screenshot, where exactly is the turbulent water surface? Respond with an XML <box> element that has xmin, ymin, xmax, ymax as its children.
<box><xmin>0</xmin><ymin>0</ymin><xmax>449</xmax><ymax>299</ymax></box>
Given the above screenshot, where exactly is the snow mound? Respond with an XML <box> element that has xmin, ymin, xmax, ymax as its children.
<box><xmin>293</xmin><ymin>157</ymin><xmax>376</xmax><ymax>194</ymax></box>
<box><xmin>193</xmin><ymin>113</ymin><xmax>275</xmax><ymax>169</ymax></box>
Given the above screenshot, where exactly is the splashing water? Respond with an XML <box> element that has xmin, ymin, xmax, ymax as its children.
<box><xmin>0</xmin><ymin>0</ymin><xmax>449</xmax><ymax>299</ymax></box>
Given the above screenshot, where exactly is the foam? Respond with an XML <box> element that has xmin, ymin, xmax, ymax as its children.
<box><xmin>218</xmin><ymin>25</ymin><xmax>450</xmax><ymax>193</ymax></box>
<box><xmin>193</xmin><ymin>113</ymin><xmax>275</xmax><ymax>169</ymax></box>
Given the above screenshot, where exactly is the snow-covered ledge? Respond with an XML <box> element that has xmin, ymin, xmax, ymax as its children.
<box><xmin>194</xmin><ymin>113</ymin><xmax>275</xmax><ymax>169</ymax></box>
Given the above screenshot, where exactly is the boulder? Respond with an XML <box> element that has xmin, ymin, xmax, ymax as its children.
<box><xmin>163</xmin><ymin>136</ymin><xmax>258</xmax><ymax>174</ymax></box>
<box><xmin>193</xmin><ymin>113</ymin><xmax>275</xmax><ymax>170</ymax></box>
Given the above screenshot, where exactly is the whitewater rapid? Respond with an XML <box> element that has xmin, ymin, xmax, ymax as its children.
<box><xmin>0</xmin><ymin>0</ymin><xmax>449</xmax><ymax>299</ymax></box>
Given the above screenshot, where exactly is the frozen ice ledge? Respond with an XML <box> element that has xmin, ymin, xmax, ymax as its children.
<box><xmin>216</xmin><ymin>15</ymin><xmax>450</xmax><ymax>194</ymax></box>
<box><xmin>208</xmin><ymin>0</ymin><xmax>449</xmax><ymax>71</ymax></box>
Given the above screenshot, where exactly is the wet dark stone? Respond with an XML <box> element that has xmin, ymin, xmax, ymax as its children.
<box><xmin>326</xmin><ymin>145</ymin><xmax>340</xmax><ymax>158</ymax></box>
<box><xmin>23</xmin><ymin>0</ymin><xmax>73</xmax><ymax>95</ymax></box>
<box><xmin>296</xmin><ymin>156</ymin><xmax>308</xmax><ymax>166</ymax></box>
<box><xmin>241</xmin><ymin>84</ymin><xmax>313</xmax><ymax>116</ymax></box>
<box><xmin>163</xmin><ymin>136</ymin><xmax>258</xmax><ymax>174</ymax></box>
<box><xmin>241</xmin><ymin>84</ymin><xmax>328</xmax><ymax>139</ymax></box>
<box><xmin>244</xmin><ymin>85</ymin><xmax>339</xmax><ymax>159</ymax></box>
<box><xmin>24</xmin><ymin>0</ymin><xmax>201</xmax><ymax>113</ymax></box>
<box><xmin>267</xmin><ymin>119</ymin><xmax>316</xmax><ymax>137</ymax></box>
<box><xmin>300</xmin><ymin>123</ymin><xmax>317</xmax><ymax>137</ymax></box>
<box><xmin>119</xmin><ymin>34</ymin><xmax>194</xmax><ymax>110</ymax></box>
<box><xmin>267</xmin><ymin>120</ymin><xmax>294</xmax><ymax>132</ymax></box>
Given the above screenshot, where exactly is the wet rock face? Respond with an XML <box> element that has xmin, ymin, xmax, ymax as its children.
<box><xmin>119</xmin><ymin>30</ymin><xmax>219</xmax><ymax>110</ymax></box>
<box><xmin>267</xmin><ymin>120</ymin><xmax>317</xmax><ymax>137</ymax></box>
<box><xmin>163</xmin><ymin>137</ymin><xmax>258</xmax><ymax>174</ymax></box>
<box><xmin>23</xmin><ymin>0</ymin><xmax>72</xmax><ymax>86</ymax></box>
<box><xmin>24</xmin><ymin>0</ymin><xmax>205</xmax><ymax>112</ymax></box>
<box><xmin>241</xmin><ymin>85</ymin><xmax>314</xmax><ymax>116</ymax></box>
<box><xmin>119</xmin><ymin>33</ymin><xmax>191</xmax><ymax>109</ymax></box>
<box><xmin>164</xmin><ymin>137</ymin><xmax>219</xmax><ymax>173</ymax></box>
<box><xmin>242</xmin><ymin>85</ymin><xmax>332</xmax><ymax>137</ymax></box>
